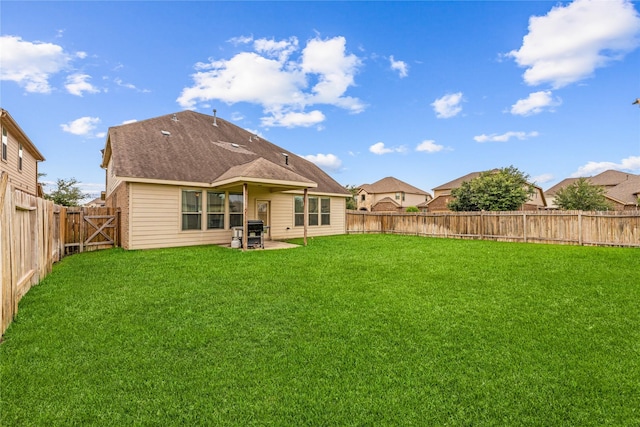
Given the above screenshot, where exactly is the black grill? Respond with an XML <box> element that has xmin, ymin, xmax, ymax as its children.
<box><xmin>246</xmin><ymin>220</ymin><xmax>264</xmax><ymax>249</ymax></box>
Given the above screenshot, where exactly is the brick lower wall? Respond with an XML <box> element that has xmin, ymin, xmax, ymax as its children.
<box><xmin>105</xmin><ymin>182</ymin><xmax>130</xmax><ymax>249</ymax></box>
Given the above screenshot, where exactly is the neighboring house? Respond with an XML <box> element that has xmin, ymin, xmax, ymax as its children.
<box><xmin>427</xmin><ymin>170</ymin><xmax>546</xmax><ymax>212</ymax></box>
<box><xmin>0</xmin><ymin>108</ymin><xmax>45</xmax><ymax>196</ymax></box>
<box><xmin>356</xmin><ymin>177</ymin><xmax>432</xmax><ymax>212</ymax></box>
<box><xmin>545</xmin><ymin>170</ymin><xmax>640</xmax><ymax>210</ymax></box>
<box><xmin>84</xmin><ymin>197</ymin><xmax>106</xmax><ymax>208</ymax></box>
<box><xmin>100</xmin><ymin>111</ymin><xmax>350</xmax><ymax>250</ymax></box>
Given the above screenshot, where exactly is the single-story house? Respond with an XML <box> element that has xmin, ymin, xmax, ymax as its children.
<box><xmin>100</xmin><ymin>111</ymin><xmax>351</xmax><ymax>250</ymax></box>
<box><xmin>545</xmin><ymin>170</ymin><xmax>640</xmax><ymax>210</ymax></box>
<box><xmin>0</xmin><ymin>108</ymin><xmax>46</xmax><ymax>196</ymax></box>
<box><xmin>356</xmin><ymin>176</ymin><xmax>432</xmax><ymax>212</ymax></box>
<box><xmin>427</xmin><ymin>170</ymin><xmax>546</xmax><ymax>212</ymax></box>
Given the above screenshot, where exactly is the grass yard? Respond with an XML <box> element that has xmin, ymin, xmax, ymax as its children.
<box><xmin>1</xmin><ymin>234</ymin><xmax>639</xmax><ymax>426</ymax></box>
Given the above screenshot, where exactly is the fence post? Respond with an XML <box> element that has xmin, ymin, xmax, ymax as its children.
<box><xmin>523</xmin><ymin>212</ymin><xmax>527</xmax><ymax>243</ymax></box>
<box><xmin>79</xmin><ymin>208</ymin><xmax>85</xmax><ymax>253</ymax></box>
<box><xmin>578</xmin><ymin>211</ymin><xmax>583</xmax><ymax>246</ymax></box>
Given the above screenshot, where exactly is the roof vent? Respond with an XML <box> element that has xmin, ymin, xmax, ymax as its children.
<box><xmin>231</xmin><ymin>143</ymin><xmax>240</xmax><ymax>148</ymax></box>
<box><xmin>213</xmin><ymin>109</ymin><xmax>218</xmax><ymax>127</ymax></box>
<box><xmin>172</xmin><ymin>114</ymin><xmax>178</xmax><ymax>122</ymax></box>
<box><xmin>161</xmin><ymin>130</ymin><xmax>171</xmax><ymax>136</ymax></box>
<box><xmin>282</xmin><ymin>153</ymin><xmax>289</xmax><ymax>165</ymax></box>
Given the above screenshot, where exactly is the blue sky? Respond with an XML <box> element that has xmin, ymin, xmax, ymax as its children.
<box><xmin>2</xmin><ymin>0</ymin><xmax>640</xmax><ymax>200</ymax></box>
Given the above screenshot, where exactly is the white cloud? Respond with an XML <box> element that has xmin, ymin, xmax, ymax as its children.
<box><xmin>301</xmin><ymin>153</ymin><xmax>342</xmax><ymax>172</ymax></box>
<box><xmin>65</xmin><ymin>73</ymin><xmax>100</xmax><ymax>96</ymax></box>
<box><xmin>121</xmin><ymin>119</ymin><xmax>137</xmax><ymax>125</ymax></box>
<box><xmin>254</xmin><ymin>37</ymin><xmax>298</xmax><ymax>62</ymax></box>
<box><xmin>508</xmin><ymin>0</ymin><xmax>640</xmax><ymax>88</ymax></box>
<box><xmin>416</xmin><ymin>140</ymin><xmax>444</xmax><ymax>153</ymax></box>
<box><xmin>474</xmin><ymin>131</ymin><xmax>539</xmax><ymax>143</ymax></box>
<box><xmin>61</xmin><ymin>116</ymin><xmax>100</xmax><ymax>136</ymax></box>
<box><xmin>0</xmin><ymin>35</ymin><xmax>70</xmax><ymax>93</ymax></box>
<box><xmin>230</xmin><ymin>112</ymin><xmax>245</xmax><ymax>121</ymax></box>
<box><xmin>177</xmin><ymin>36</ymin><xmax>364</xmax><ymax>128</ymax></box>
<box><xmin>431</xmin><ymin>92</ymin><xmax>463</xmax><ymax>118</ymax></box>
<box><xmin>571</xmin><ymin>156</ymin><xmax>640</xmax><ymax>177</ymax></box>
<box><xmin>300</xmin><ymin>36</ymin><xmax>364</xmax><ymax>112</ymax></box>
<box><xmin>369</xmin><ymin>142</ymin><xmax>406</xmax><ymax>155</ymax></box>
<box><xmin>389</xmin><ymin>55</ymin><xmax>408</xmax><ymax>78</ymax></box>
<box><xmin>261</xmin><ymin>110</ymin><xmax>325</xmax><ymax>128</ymax></box>
<box><xmin>532</xmin><ymin>173</ymin><xmax>554</xmax><ymax>184</ymax></box>
<box><xmin>228</xmin><ymin>35</ymin><xmax>253</xmax><ymax>46</ymax></box>
<box><xmin>114</xmin><ymin>78</ymin><xmax>150</xmax><ymax>93</ymax></box>
<box><xmin>510</xmin><ymin>90</ymin><xmax>561</xmax><ymax>116</ymax></box>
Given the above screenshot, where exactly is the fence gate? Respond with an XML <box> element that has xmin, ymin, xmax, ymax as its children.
<box><xmin>64</xmin><ymin>207</ymin><xmax>118</xmax><ymax>255</ymax></box>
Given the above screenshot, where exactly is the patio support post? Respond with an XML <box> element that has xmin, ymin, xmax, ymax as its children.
<box><xmin>242</xmin><ymin>182</ymin><xmax>248</xmax><ymax>251</ymax></box>
<box><xmin>303</xmin><ymin>188</ymin><xmax>308</xmax><ymax>246</ymax></box>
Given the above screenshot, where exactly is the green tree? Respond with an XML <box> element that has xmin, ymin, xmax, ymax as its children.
<box><xmin>553</xmin><ymin>178</ymin><xmax>611</xmax><ymax>211</ymax></box>
<box><xmin>405</xmin><ymin>206</ymin><xmax>419</xmax><ymax>213</ymax></box>
<box><xmin>448</xmin><ymin>166</ymin><xmax>535</xmax><ymax>212</ymax></box>
<box><xmin>344</xmin><ymin>184</ymin><xmax>358</xmax><ymax>210</ymax></box>
<box><xmin>44</xmin><ymin>177</ymin><xmax>87</xmax><ymax>206</ymax></box>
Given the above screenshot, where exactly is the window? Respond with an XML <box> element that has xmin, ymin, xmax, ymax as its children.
<box><xmin>1</xmin><ymin>127</ymin><xmax>7</xmax><ymax>162</ymax></box>
<box><xmin>229</xmin><ymin>192</ymin><xmax>243</xmax><ymax>227</ymax></box>
<box><xmin>360</xmin><ymin>194</ymin><xmax>365</xmax><ymax>201</ymax></box>
<box><xmin>207</xmin><ymin>192</ymin><xmax>225</xmax><ymax>229</ymax></box>
<box><xmin>321</xmin><ymin>198</ymin><xmax>331</xmax><ymax>225</ymax></box>
<box><xmin>18</xmin><ymin>143</ymin><xmax>23</xmax><ymax>171</ymax></box>
<box><xmin>295</xmin><ymin>196</ymin><xmax>330</xmax><ymax>226</ymax></box>
<box><xmin>294</xmin><ymin>196</ymin><xmax>304</xmax><ymax>226</ymax></box>
<box><xmin>181</xmin><ymin>190</ymin><xmax>202</xmax><ymax>230</ymax></box>
<box><xmin>308</xmin><ymin>197</ymin><xmax>319</xmax><ymax>226</ymax></box>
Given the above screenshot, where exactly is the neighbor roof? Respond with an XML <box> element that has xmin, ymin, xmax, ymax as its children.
<box><xmin>605</xmin><ymin>175</ymin><xmax>640</xmax><ymax>205</ymax></box>
<box><xmin>545</xmin><ymin>170</ymin><xmax>639</xmax><ymax>197</ymax></box>
<box><xmin>545</xmin><ymin>178</ymin><xmax>579</xmax><ymax>196</ymax></box>
<box><xmin>101</xmin><ymin>111</ymin><xmax>348</xmax><ymax>195</ymax></box>
<box><xmin>589</xmin><ymin>170</ymin><xmax>634</xmax><ymax>187</ymax></box>
<box><xmin>359</xmin><ymin>176</ymin><xmax>429</xmax><ymax>195</ymax></box>
<box><xmin>432</xmin><ymin>171</ymin><xmax>490</xmax><ymax>191</ymax></box>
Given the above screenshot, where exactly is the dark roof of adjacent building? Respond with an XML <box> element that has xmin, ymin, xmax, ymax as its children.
<box><xmin>359</xmin><ymin>176</ymin><xmax>430</xmax><ymax>195</ymax></box>
<box><xmin>101</xmin><ymin>110</ymin><xmax>348</xmax><ymax>195</ymax></box>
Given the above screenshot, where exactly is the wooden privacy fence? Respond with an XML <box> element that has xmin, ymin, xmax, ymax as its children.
<box><xmin>1</xmin><ymin>173</ymin><xmax>118</xmax><ymax>335</ymax></box>
<box><xmin>64</xmin><ymin>207</ymin><xmax>118</xmax><ymax>255</ymax></box>
<box><xmin>346</xmin><ymin>210</ymin><xmax>640</xmax><ymax>247</ymax></box>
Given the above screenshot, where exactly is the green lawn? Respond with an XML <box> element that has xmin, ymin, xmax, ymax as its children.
<box><xmin>1</xmin><ymin>234</ymin><xmax>639</xmax><ymax>426</ymax></box>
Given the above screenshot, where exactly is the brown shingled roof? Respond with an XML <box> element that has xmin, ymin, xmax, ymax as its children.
<box><xmin>359</xmin><ymin>176</ymin><xmax>429</xmax><ymax>195</ymax></box>
<box><xmin>101</xmin><ymin>110</ymin><xmax>348</xmax><ymax>195</ymax></box>
<box><xmin>432</xmin><ymin>171</ymin><xmax>486</xmax><ymax>191</ymax></box>
<box><xmin>606</xmin><ymin>175</ymin><xmax>640</xmax><ymax>205</ymax></box>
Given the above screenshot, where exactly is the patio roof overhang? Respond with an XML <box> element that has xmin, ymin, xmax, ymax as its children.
<box><xmin>210</xmin><ymin>157</ymin><xmax>317</xmax><ymax>192</ymax></box>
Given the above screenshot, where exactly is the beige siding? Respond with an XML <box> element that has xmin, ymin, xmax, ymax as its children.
<box><xmin>127</xmin><ymin>183</ymin><xmax>347</xmax><ymax>249</ymax></box>
<box><xmin>0</xmin><ymin>129</ymin><xmax>39</xmax><ymax>195</ymax></box>
<box><xmin>129</xmin><ymin>183</ymin><xmax>230</xmax><ymax>250</ymax></box>
<box><xmin>269</xmin><ymin>192</ymin><xmax>346</xmax><ymax>240</ymax></box>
